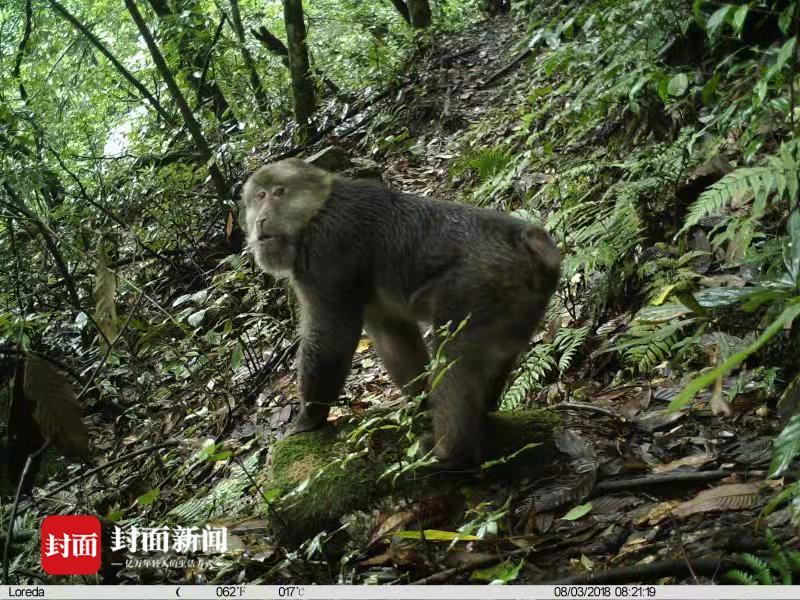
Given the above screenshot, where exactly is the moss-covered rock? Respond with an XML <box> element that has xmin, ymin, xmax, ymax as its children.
<box><xmin>264</xmin><ymin>409</ymin><xmax>560</xmax><ymax>545</ymax></box>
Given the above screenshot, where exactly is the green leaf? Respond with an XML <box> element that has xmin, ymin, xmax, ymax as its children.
<box><xmin>136</xmin><ymin>488</ymin><xmax>161</xmax><ymax>506</ymax></box>
<box><xmin>562</xmin><ymin>502</ymin><xmax>593</xmax><ymax>521</ymax></box>
<box><xmin>391</xmin><ymin>529</ymin><xmax>482</xmax><ymax>541</ymax></box>
<box><xmin>777</xmin><ymin>38</ymin><xmax>797</xmax><ymax>74</ymax></box>
<box><xmin>668</xmin><ymin>73</ymin><xmax>689</xmax><ymax>97</ymax></box>
<box><xmin>263</xmin><ymin>487</ymin><xmax>283</xmax><ymax>503</ymax></box>
<box><xmin>106</xmin><ymin>508</ymin><xmax>125</xmax><ymax>522</ymax></box>
<box><xmin>652</xmin><ymin>283</ymin><xmax>677</xmax><ymax>306</ymax></box>
<box><xmin>784</xmin><ymin>210</ymin><xmax>800</xmax><ymax>283</ymax></box>
<box><xmin>755</xmin><ymin>79</ymin><xmax>768</xmax><ymax>105</ymax></box>
<box><xmin>770</xmin><ymin>414</ymin><xmax>800</xmax><ymax>478</ymax></box>
<box><xmin>701</xmin><ymin>74</ymin><xmax>720</xmax><ymax>105</ymax></box>
<box><xmin>471</xmin><ymin>559</ymin><xmax>524</xmax><ymax>584</ymax></box>
<box><xmin>779</xmin><ymin>5</ymin><xmax>795</xmax><ymax>35</ymax></box>
<box><xmin>187</xmin><ymin>308</ymin><xmax>207</xmax><ymax>327</ymax></box>
<box><xmin>669</xmin><ymin>300</ymin><xmax>800</xmax><ymax>411</ymax></box>
<box><xmin>172</xmin><ymin>293</ymin><xmax>193</xmax><ymax>308</ymax></box>
<box><xmin>657</xmin><ymin>77</ymin><xmax>671</xmax><ymax>103</ymax></box>
<box><xmin>231</xmin><ymin>343</ymin><xmax>244</xmax><ymax>371</ymax></box>
<box><xmin>731</xmin><ymin>5</ymin><xmax>748</xmax><ymax>36</ymax></box>
<box><xmin>706</xmin><ymin>5</ymin><xmax>732</xmax><ymax>38</ymax></box>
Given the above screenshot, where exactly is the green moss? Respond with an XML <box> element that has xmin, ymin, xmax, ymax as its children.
<box><xmin>263</xmin><ymin>409</ymin><xmax>560</xmax><ymax>545</ymax></box>
<box><xmin>267</xmin><ymin>426</ymin><xmax>383</xmax><ymax>543</ymax></box>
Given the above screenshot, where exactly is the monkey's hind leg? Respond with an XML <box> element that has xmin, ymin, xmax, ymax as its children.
<box><xmin>365</xmin><ymin>311</ymin><xmax>430</xmax><ymax>400</ymax></box>
<box><xmin>428</xmin><ymin>337</ymin><xmax>520</xmax><ymax>468</ymax></box>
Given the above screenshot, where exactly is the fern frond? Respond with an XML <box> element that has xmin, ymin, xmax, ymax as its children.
<box><xmin>786</xmin><ymin>550</ymin><xmax>800</xmax><ymax>573</ymax></box>
<box><xmin>467</xmin><ymin>147</ymin><xmax>513</xmax><ymax>180</ymax></box>
<box><xmin>724</xmin><ymin>569</ymin><xmax>758</xmax><ymax>585</ymax></box>
<box><xmin>554</xmin><ymin>324</ymin><xmax>591</xmax><ymax>372</ymax></box>
<box><xmin>680</xmin><ymin>142</ymin><xmax>800</xmax><ymax>235</ymax></box>
<box><xmin>501</xmin><ymin>344</ymin><xmax>556</xmax><ymax>409</ymax></box>
<box><xmin>738</xmin><ymin>553</ymin><xmax>773</xmax><ymax>585</ymax></box>
<box><xmin>609</xmin><ymin>317</ymin><xmax>695</xmax><ymax>372</ymax></box>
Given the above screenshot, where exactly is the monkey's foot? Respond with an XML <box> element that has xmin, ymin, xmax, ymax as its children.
<box><xmin>286</xmin><ymin>407</ymin><xmax>328</xmax><ymax>436</ymax></box>
<box><xmin>420</xmin><ymin>433</ymin><xmax>481</xmax><ymax>472</ymax></box>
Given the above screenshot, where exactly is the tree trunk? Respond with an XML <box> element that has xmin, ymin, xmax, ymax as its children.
<box><xmin>407</xmin><ymin>0</ymin><xmax>432</xmax><ymax>28</ymax></box>
<box><xmin>124</xmin><ymin>0</ymin><xmax>229</xmax><ymax>201</ymax></box>
<box><xmin>387</xmin><ymin>0</ymin><xmax>411</xmax><ymax>25</ymax></box>
<box><xmin>228</xmin><ymin>0</ymin><xmax>268</xmax><ymax>112</ymax></box>
<box><xmin>283</xmin><ymin>0</ymin><xmax>316</xmax><ymax>141</ymax></box>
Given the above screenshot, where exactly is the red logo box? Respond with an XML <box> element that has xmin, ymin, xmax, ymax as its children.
<box><xmin>41</xmin><ymin>515</ymin><xmax>101</xmax><ymax>575</ymax></box>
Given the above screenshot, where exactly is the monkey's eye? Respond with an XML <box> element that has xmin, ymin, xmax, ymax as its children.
<box><xmin>256</xmin><ymin>190</ymin><xmax>267</xmax><ymax>200</ymax></box>
<box><xmin>272</xmin><ymin>186</ymin><xmax>286</xmax><ymax>197</ymax></box>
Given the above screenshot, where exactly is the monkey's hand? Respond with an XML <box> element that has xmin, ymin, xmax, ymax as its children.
<box><xmin>286</xmin><ymin>405</ymin><xmax>329</xmax><ymax>436</ymax></box>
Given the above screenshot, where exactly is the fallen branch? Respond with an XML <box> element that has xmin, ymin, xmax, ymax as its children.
<box><xmin>593</xmin><ymin>469</ymin><xmax>745</xmax><ymax>494</ymax></box>
<box><xmin>480</xmin><ymin>48</ymin><xmax>531</xmax><ymax>89</ymax></box>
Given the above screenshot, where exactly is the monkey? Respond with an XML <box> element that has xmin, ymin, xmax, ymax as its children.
<box><xmin>241</xmin><ymin>158</ymin><xmax>560</xmax><ymax>468</ymax></box>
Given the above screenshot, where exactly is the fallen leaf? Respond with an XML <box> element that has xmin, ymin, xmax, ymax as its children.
<box><xmin>672</xmin><ymin>483</ymin><xmax>760</xmax><ymax>518</ymax></box>
<box><xmin>368</xmin><ymin>511</ymin><xmax>416</xmax><ymax>547</ymax></box>
<box><xmin>652</xmin><ymin>452</ymin><xmax>715</xmax><ymax>474</ymax></box>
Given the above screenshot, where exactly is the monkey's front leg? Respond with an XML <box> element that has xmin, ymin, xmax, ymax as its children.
<box><xmin>287</xmin><ymin>300</ymin><xmax>363</xmax><ymax>435</ymax></box>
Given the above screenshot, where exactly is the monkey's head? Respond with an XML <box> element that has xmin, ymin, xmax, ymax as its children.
<box><xmin>242</xmin><ymin>158</ymin><xmax>336</xmax><ymax>275</ymax></box>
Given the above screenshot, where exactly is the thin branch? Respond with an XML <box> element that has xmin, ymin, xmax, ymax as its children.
<box><xmin>46</xmin><ymin>0</ymin><xmax>175</xmax><ymax>126</ymax></box>
<box><xmin>1</xmin><ymin>183</ymin><xmax>81</xmax><ymax>308</ymax></box>
<box><xmin>3</xmin><ymin>442</ymin><xmax>50</xmax><ymax>585</ymax></box>
<box><xmin>593</xmin><ymin>469</ymin><xmax>748</xmax><ymax>494</ymax></box>
<box><xmin>12</xmin><ymin>0</ymin><xmax>33</xmax><ymax>99</ymax></box>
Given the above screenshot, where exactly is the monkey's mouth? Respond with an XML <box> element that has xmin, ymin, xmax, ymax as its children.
<box><xmin>257</xmin><ymin>233</ymin><xmax>285</xmax><ymax>242</ymax></box>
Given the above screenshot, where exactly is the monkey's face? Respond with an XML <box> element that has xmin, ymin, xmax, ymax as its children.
<box><xmin>241</xmin><ymin>160</ymin><xmax>333</xmax><ymax>276</ymax></box>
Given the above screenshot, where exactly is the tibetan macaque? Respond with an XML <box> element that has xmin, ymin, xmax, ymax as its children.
<box><xmin>242</xmin><ymin>158</ymin><xmax>560</xmax><ymax>468</ymax></box>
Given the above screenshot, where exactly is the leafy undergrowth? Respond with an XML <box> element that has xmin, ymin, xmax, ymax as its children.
<box><xmin>4</xmin><ymin>0</ymin><xmax>800</xmax><ymax>586</ymax></box>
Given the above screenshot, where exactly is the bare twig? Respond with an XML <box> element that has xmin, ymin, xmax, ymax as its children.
<box><xmin>3</xmin><ymin>442</ymin><xmax>49</xmax><ymax>585</ymax></box>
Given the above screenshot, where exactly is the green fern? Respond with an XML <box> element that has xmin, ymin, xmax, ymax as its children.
<box><xmin>466</xmin><ymin>147</ymin><xmax>513</xmax><ymax>180</ymax></box>
<box><xmin>740</xmin><ymin>553</ymin><xmax>774</xmax><ymax>585</ymax></box>
<box><xmin>639</xmin><ymin>250</ymin><xmax>705</xmax><ymax>304</ymax></box>
<box><xmin>679</xmin><ymin>141</ymin><xmax>800</xmax><ymax>235</ymax></box>
<box><xmin>501</xmin><ymin>344</ymin><xmax>557</xmax><ymax>409</ymax></box>
<box><xmin>724</xmin><ymin>569</ymin><xmax>758</xmax><ymax>585</ymax></box>
<box><xmin>787</xmin><ymin>550</ymin><xmax>800</xmax><ymax>573</ymax></box>
<box><xmin>609</xmin><ymin>318</ymin><xmax>695</xmax><ymax>372</ymax></box>
<box><xmin>554</xmin><ymin>324</ymin><xmax>590</xmax><ymax>372</ymax></box>
<box><xmin>168</xmin><ymin>453</ymin><xmax>258</xmax><ymax>524</ymax></box>
<box><xmin>766</xmin><ymin>529</ymin><xmax>794</xmax><ymax>585</ymax></box>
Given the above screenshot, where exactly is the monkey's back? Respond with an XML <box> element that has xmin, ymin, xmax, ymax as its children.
<box><xmin>297</xmin><ymin>177</ymin><xmax>559</xmax><ymax>327</ymax></box>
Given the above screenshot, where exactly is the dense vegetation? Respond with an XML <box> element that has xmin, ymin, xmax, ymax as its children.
<box><xmin>1</xmin><ymin>0</ymin><xmax>799</xmax><ymax>585</ymax></box>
